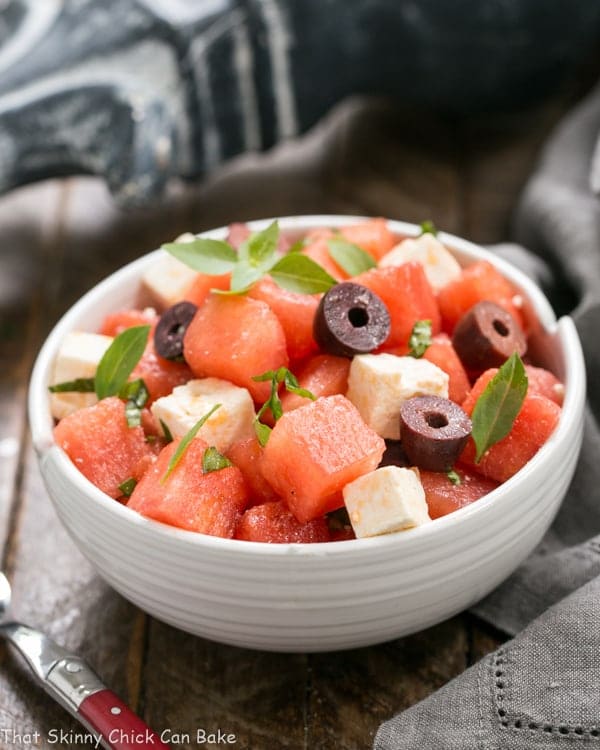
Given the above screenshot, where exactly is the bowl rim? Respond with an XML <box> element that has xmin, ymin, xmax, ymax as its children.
<box><xmin>28</xmin><ymin>215</ymin><xmax>586</xmax><ymax>558</ymax></box>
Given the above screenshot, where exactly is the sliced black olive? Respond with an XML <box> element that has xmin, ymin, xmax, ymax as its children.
<box><xmin>313</xmin><ymin>282</ymin><xmax>391</xmax><ymax>357</ymax></box>
<box><xmin>154</xmin><ymin>301</ymin><xmax>198</xmax><ymax>360</ymax></box>
<box><xmin>452</xmin><ymin>300</ymin><xmax>526</xmax><ymax>374</ymax></box>
<box><xmin>399</xmin><ymin>395</ymin><xmax>472</xmax><ymax>472</ymax></box>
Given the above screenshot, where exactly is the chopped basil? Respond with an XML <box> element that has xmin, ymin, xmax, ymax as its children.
<box><xmin>118</xmin><ymin>477</ymin><xmax>137</xmax><ymax>497</ymax></box>
<box><xmin>419</xmin><ymin>220</ymin><xmax>438</xmax><ymax>236</ymax></box>
<box><xmin>95</xmin><ymin>325</ymin><xmax>150</xmax><ymax>400</ymax></box>
<box><xmin>408</xmin><ymin>319</ymin><xmax>432</xmax><ymax>358</ymax></box>
<box><xmin>471</xmin><ymin>353</ymin><xmax>528</xmax><ymax>463</ymax></box>
<box><xmin>48</xmin><ymin>377</ymin><xmax>95</xmax><ymax>393</ymax></box>
<box><xmin>159</xmin><ymin>418</ymin><xmax>174</xmax><ymax>443</ymax></box>
<box><xmin>447</xmin><ymin>469</ymin><xmax>461</xmax><ymax>486</ymax></box>
<box><xmin>202</xmin><ymin>447</ymin><xmax>233</xmax><ymax>473</ymax></box>
<box><xmin>327</xmin><ymin>237</ymin><xmax>376</xmax><ymax>276</ymax></box>
<box><xmin>119</xmin><ymin>378</ymin><xmax>149</xmax><ymax>428</ymax></box>
<box><xmin>161</xmin><ymin>404</ymin><xmax>221</xmax><ymax>483</ymax></box>
<box><xmin>252</xmin><ymin>367</ymin><xmax>316</xmax><ymax>446</ymax></box>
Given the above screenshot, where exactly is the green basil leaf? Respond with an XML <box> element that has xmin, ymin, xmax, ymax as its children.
<box><xmin>202</xmin><ymin>446</ymin><xmax>233</xmax><ymax>473</ymax></box>
<box><xmin>419</xmin><ymin>220</ymin><xmax>438</xmax><ymax>236</ymax></box>
<box><xmin>48</xmin><ymin>377</ymin><xmax>95</xmax><ymax>393</ymax></box>
<box><xmin>282</xmin><ymin>369</ymin><xmax>316</xmax><ymax>401</ymax></box>
<box><xmin>446</xmin><ymin>469</ymin><xmax>461</xmax><ymax>486</ymax></box>
<box><xmin>287</xmin><ymin>238</ymin><xmax>308</xmax><ymax>253</ymax></box>
<box><xmin>159</xmin><ymin>419</ymin><xmax>174</xmax><ymax>443</ymax></box>
<box><xmin>95</xmin><ymin>325</ymin><xmax>150</xmax><ymax>400</ymax></box>
<box><xmin>229</xmin><ymin>260</ymin><xmax>267</xmax><ymax>293</ymax></box>
<box><xmin>161</xmin><ymin>404</ymin><xmax>221</xmax><ymax>483</ymax></box>
<box><xmin>118</xmin><ymin>477</ymin><xmax>137</xmax><ymax>497</ymax></box>
<box><xmin>408</xmin><ymin>319</ymin><xmax>432</xmax><ymax>358</ymax></box>
<box><xmin>254</xmin><ymin>420</ymin><xmax>272</xmax><ymax>447</ymax></box>
<box><xmin>269</xmin><ymin>253</ymin><xmax>336</xmax><ymax>294</ymax></box>
<box><xmin>162</xmin><ymin>238</ymin><xmax>237</xmax><ymax>275</ymax></box>
<box><xmin>327</xmin><ymin>237</ymin><xmax>376</xmax><ymax>276</ymax></box>
<box><xmin>239</xmin><ymin>221</ymin><xmax>279</xmax><ymax>267</ymax></box>
<box><xmin>471</xmin><ymin>353</ymin><xmax>528</xmax><ymax>463</ymax></box>
<box><xmin>119</xmin><ymin>378</ymin><xmax>149</xmax><ymax>428</ymax></box>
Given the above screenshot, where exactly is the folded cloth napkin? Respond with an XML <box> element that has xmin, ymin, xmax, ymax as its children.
<box><xmin>375</xmin><ymin>82</ymin><xmax>600</xmax><ymax>748</ymax></box>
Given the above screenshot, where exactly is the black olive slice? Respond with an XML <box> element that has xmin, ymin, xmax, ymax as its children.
<box><xmin>313</xmin><ymin>282</ymin><xmax>391</xmax><ymax>357</ymax></box>
<box><xmin>452</xmin><ymin>301</ymin><xmax>526</xmax><ymax>374</ymax></box>
<box><xmin>400</xmin><ymin>395</ymin><xmax>472</xmax><ymax>472</ymax></box>
<box><xmin>154</xmin><ymin>301</ymin><xmax>198</xmax><ymax>360</ymax></box>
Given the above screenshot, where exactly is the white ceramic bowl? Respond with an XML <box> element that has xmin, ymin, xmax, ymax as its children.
<box><xmin>29</xmin><ymin>216</ymin><xmax>586</xmax><ymax>652</ymax></box>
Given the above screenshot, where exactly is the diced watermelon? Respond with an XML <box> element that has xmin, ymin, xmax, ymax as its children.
<box><xmin>248</xmin><ymin>276</ymin><xmax>319</xmax><ymax>362</ymax></box>
<box><xmin>128</xmin><ymin>437</ymin><xmax>248</xmax><ymax>536</ymax></box>
<box><xmin>280</xmin><ymin>354</ymin><xmax>350</xmax><ymax>413</ymax></box>
<box><xmin>420</xmin><ymin>468</ymin><xmax>499</xmax><ymax>519</ymax></box>
<box><xmin>340</xmin><ymin>218</ymin><xmax>396</xmax><ymax>260</ymax></box>
<box><xmin>183</xmin><ymin>294</ymin><xmax>288</xmax><ymax>403</ymax></box>
<box><xmin>100</xmin><ymin>308</ymin><xmax>158</xmax><ymax>337</ymax></box>
<box><xmin>525</xmin><ymin>365</ymin><xmax>564</xmax><ymax>405</ymax></box>
<box><xmin>227</xmin><ymin>436</ymin><xmax>280</xmax><ymax>506</ymax></box>
<box><xmin>353</xmin><ymin>262</ymin><xmax>441</xmax><ymax>349</ymax></box>
<box><xmin>132</xmin><ymin>337</ymin><xmax>192</xmax><ymax>404</ymax></box>
<box><xmin>301</xmin><ymin>229</ymin><xmax>349</xmax><ymax>281</ymax></box>
<box><xmin>386</xmin><ymin>333</ymin><xmax>470</xmax><ymax>404</ymax></box>
<box><xmin>460</xmin><ymin>369</ymin><xmax>561</xmax><ymax>482</ymax></box>
<box><xmin>227</xmin><ymin>222</ymin><xmax>251</xmax><ymax>248</ymax></box>
<box><xmin>260</xmin><ymin>395</ymin><xmax>385</xmax><ymax>523</ymax></box>
<box><xmin>183</xmin><ymin>272</ymin><xmax>231</xmax><ymax>307</ymax></box>
<box><xmin>54</xmin><ymin>397</ymin><xmax>156</xmax><ymax>499</ymax></box>
<box><xmin>437</xmin><ymin>260</ymin><xmax>524</xmax><ymax>334</ymax></box>
<box><xmin>235</xmin><ymin>501</ymin><xmax>331</xmax><ymax>543</ymax></box>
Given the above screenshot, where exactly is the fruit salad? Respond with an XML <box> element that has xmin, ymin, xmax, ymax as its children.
<box><xmin>48</xmin><ymin>219</ymin><xmax>564</xmax><ymax>543</ymax></box>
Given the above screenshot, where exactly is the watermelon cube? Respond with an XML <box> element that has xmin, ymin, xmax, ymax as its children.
<box><xmin>353</xmin><ymin>262</ymin><xmax>441</xmax><ymax>349</ymax></box>
<box><xmin>280</xmin><ymin>354</ymin><xmax>350</xmax><ymax>414</ymax></box>
<box><xmin>128</xmin><ymin>436</ymin><xmax>248</xmax><ymax>536</ymax></box>
<box><xmin>54</xmin><ymin>397</ymin><xmax>156</xmax><ymax>499</ymax></box>
<box><xmin>100</xmin><ymin>308</ymin><xmax>158</xmax><ymax>337</ymax></box>
<box><xmin>524</xmin><ymin>365</ymin><xmax>564</xmax><ymax>405</ymax></box>
<box><xmin>420</xmin><ymin>468</ymin><xmax>499</xmax><ymax>519</ymax></box>
<box><xmin>183</xmin><ymin>294</ymin><xmax>288</xmax><ymax>403</ymax></box>
<box><xmin>248</xmin><ymin>276</ymin><xmax>319</xmax><ymax>362</ymax></box>
<box><xmin>460</xmin><ymin>369</ymin><xmax>561</xmax><ymax>482</ymax></box>
<box><xmin>227</xmin><ymin>436</ymin><xmax>280</xmax><ymax>506</ymax></box>
<box><xmin>132</xmin><ymin>336</ymin><xmax>193</xmax><ymax>404</ymax></box>
<box><xmin>183</xmin><ymin>272</ymin><xmax>231</xmax><ymax>307</ymax></box>
<box><xmin>235</xmin><ymin>501</ymin><xmax>331</xmax><ymax>543</ymax></box>
<box><xmin>260</xmin><ymin>395</ymin><xmax>385</xmax><ymax>522</ymax></box>
<box><xmin>340</xmin><ymin>218</ymin><xmax>396</xmax><ymax>260</ymax></box>
<box><xmin>301</xmin><ymin>229</ymin><xmax>349</xmax><ymax>281</ymax></box>
<box><xmin>437</xmin><ymin>260</ymin><xmax>524</xmax><ymax>334</ymax></box>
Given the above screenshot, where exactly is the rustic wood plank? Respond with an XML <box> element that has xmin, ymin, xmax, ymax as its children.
<box><xmin>307</xmin><ymin>618</ymin><xmax>468</xmax><ymax>750</ymax></box>
<box><xmin>143</xmin><ymin>623</ymin><xmax>307</xmax><ymax>749</ymax></box>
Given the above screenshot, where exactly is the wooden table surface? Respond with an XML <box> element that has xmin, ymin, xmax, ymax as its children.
<box><xmin>0</xmin><ymin>87</ymin><xmax>592</xmax><ymax>749</ymax></box>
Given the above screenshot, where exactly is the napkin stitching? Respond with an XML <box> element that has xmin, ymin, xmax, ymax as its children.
<box><xmin>493</xmin><ymin>646</ymin><xmax>600</xmax><ymax>739</ymax></box>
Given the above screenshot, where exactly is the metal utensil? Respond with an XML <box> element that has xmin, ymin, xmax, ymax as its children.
<box><xmin>0</xmin><ymin>571</ymin><xmax>168</xmax><ymax>749</ymax></box>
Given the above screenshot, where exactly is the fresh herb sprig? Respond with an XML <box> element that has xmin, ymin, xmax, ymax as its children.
<box><xmin>202</xmin><ymin>447</ymin><xmax>233</xmax><ymax>474</ymax></box>
<box><xmin>471</xmin><ymin>353</ymin><xmax>528</xmax><ymax>462</ymax></box>
<box><xmin>419</xmin><ymin>220</ymin><xmax>438</xmax><ymax>236</ymax></box>
<box><xmin>252</xmin><ymin>367</ymin><xmax>316</xmax><ymax>446</ymax></box>
<box><xmin>408</xmin><ymin>319</ymin><xmax>432</xmax><ymax>358</ymax></box>
<box><xmin>118</xmin><ymin>477</ymin><xmax>138</xmax><ymax>497</ymax></box>
<box><xmin>162</xmin><ymin>222</ymin><xmax>337</xmax><ymax>295</ymax></box>
<box><xmin>446</xmin><ymin>469</ymin><xmax>461</xmax><ymax>486</ymax></box>
<box><xmin>161</xmin><ymin>404</ymin><xmax>221</xmax><ymax>483</ymax></box>
<box><xmin>120</xmin><ymin>378</ymin><xmax>150</xmax><ymax>428</ymax></box>
<box><xmin>327</xmin><ymin>237</ymin><xmax>376</xmax><ymax>276</ymax></box>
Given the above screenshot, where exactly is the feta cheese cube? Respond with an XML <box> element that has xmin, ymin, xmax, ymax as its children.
<box><xmin>142</xmin><ymin>248</ymin><xmax>198</xmax><ymax>309</ymax></box>
<box><xmin>379</xmin><ymin>234</ymin><xmax>461</xmax><ymax>291</ymax></box>
<box><xmin>343</xmin><ymin>466</ymin><xmax>431</xmax><ymax>537</ymax></box>
<box><xmin>346</xmin><ymin>353</ymin><xmax>448</xmax><ymax>440</ymax></box>
<box><xmin>50</xmin><ymin>332</ymin><xmax>113</xmax><ymax>420</ymax></box>
<box><xmin>151</xmin><ymin>377</ymin><xmax>255</xmax><ymax>452</ymax></box>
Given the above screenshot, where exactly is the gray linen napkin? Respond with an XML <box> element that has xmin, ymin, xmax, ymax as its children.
<box><xmin>375</xmin><ymin>83</ymin><xmax>600</xmax><ymax>747</ymax></box>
